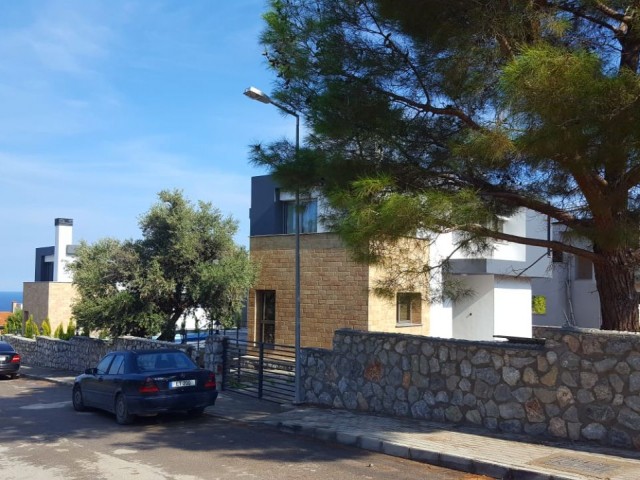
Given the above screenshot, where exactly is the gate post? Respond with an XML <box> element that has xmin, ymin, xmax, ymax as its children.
<box><xmin>204</xmin><ymin>334</ymin><xmax>225</xmax><ymax>389</ymax></box>
<box><xmin>258</xmin><ymin>341</ymin><xmax>264</xmax><ymax>399</ymax></box>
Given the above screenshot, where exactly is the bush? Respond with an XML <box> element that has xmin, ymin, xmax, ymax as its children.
<box><xmin>41</xmin><ymin>318</ymin><xmax>52</xmax><ymax>337</ymax></box>
<box><xmin>5</xmin><ymin>309</ymin><xmax>23</xmax><ymax>334</ymax></box>
<box><xmin>65</xmin><ymin>320</ymin><xmax>76</xmax><ymax>340</ymax></box>
<box><xmin>54</xmin><ymin>324</ymin><xmax>64</xmax><ymax>339</ymax></box>
<box><xmin>24</xmin><ymin>315</ymin><xmax>40</xmax><ymax>339</ymax></box>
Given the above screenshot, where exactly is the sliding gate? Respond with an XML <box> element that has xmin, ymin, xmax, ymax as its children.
<box><xmin>222</xmin><ymin>338</ymin><xmax>296</xmax><ymax>403</ymax></box>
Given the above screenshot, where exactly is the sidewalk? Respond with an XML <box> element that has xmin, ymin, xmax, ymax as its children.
<box><xmin>20</xmin><ymin>365</ymin><xmax>640</xmax><ymax>480</ymax></box>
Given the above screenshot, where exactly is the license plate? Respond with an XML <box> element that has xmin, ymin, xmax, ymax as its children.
<box><xmin>0</xmin><ymin>356</ymin><xmax>6</xmax><ymax>362</ymax></box>
<box><xmin>169</xmin><ymin>379</ymin><xmax>196</xmax><ymax>389</ymax></box>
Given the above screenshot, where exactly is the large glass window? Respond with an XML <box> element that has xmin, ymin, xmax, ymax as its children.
<box><xmin>396</xmin><ymin>293</ymin><xmax>422</xmax><ymax>326</ymax></box>
<box><xmin>284</xmin><ymin>200</ymin><xmax>317</xmax><ymax>234</ymax></box>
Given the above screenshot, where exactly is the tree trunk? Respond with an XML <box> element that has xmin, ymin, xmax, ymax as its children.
<box><xmin>157</xmin><ymin>311</ymin><xmax>183</xmax><ymax>342</ymax></box>
<box><xmin>592</xmin><ymin>251</ymin><xmax>640</xmax><ymax>332</ymax></box>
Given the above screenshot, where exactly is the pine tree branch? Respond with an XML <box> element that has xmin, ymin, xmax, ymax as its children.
<box><xmin>544</xmin><ymin>1</ymin><xmax>621</xmax><ymax>34</ymax></box>
<box><xmin>466</xmin><ymin>224</ymin><xmax>601</xmax><ymax>262</ymax></box>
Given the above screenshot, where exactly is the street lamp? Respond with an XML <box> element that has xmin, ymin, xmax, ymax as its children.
<box><xmin>244</xmin><ymin>86</ymin><xmax>302</xmax><ymax>405</ymax></box>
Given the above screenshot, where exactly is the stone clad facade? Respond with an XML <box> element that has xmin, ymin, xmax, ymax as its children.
<box><xmin>249</xmin><ymin>233</ymin><xmax>431</xmax><ymax>349</ymax></box>
<box><xmin>249</xmin><ymin>233</ymin><xmax>370</xmax><ymax>349</ymax></box>
<box><xmin>301</xmin><ymin>326</ymin><xmax>640</xmax><ymax>450</ymax></box>
<box><xmin>22</xmin><ymin>282</ymin><xmax>77</xmax><ymax>334</ymax></box>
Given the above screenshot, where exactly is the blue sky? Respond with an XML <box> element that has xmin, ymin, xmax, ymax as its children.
<box><xmin>0</xmin><ymin>0</ymin><xmax>295</xmax><ymax>291</ymax></box>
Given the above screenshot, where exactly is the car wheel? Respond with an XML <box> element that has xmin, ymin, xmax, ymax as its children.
<box><xmin>72</xmin><ymin>385</ymin><xmax>86</xmax><ymax>412</ymax></box>
<box><xmin>187</xmin><ymin>406</ymin><xmax>206</xmax><ymax>417</ymax></box>
<box><xmin>115</xmin><ymin>394</ymin><xmax>134</xmax><ymax>425</ymax></box>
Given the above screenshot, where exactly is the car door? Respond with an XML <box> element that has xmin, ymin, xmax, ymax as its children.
<box><xmin>82</xmin><ymin>354</ymin><xmax>114</xmax><ymax>409</ymax></box>
<box><xmin>101</xmin><ymin>354</ymin><xmax>126</xmax><ymax>411</ymax></box>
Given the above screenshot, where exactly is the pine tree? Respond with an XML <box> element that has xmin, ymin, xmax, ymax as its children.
<box><xmin>257</xmin><ymin>0</ymin><xmax>640</xmax><ymax>331</ymax></box>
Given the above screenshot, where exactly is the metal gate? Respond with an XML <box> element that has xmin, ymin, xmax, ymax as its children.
<box><xmin>222</xmin><ymin>338</ymin><xmax>296</xmax><ymax>403</ymax></box>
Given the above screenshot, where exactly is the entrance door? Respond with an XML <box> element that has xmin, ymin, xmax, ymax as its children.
<box><xmin>256</xmin><ymin>290</ymin><xmax>276</xmax><ymax>345</ymax></box>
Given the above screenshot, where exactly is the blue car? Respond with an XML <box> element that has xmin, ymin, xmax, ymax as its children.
<box><xmin>0</xmin><ymin>341</ymin><xmax>20</xmax><ymax>379</ymax></box>
<box><xmin>72</xmin><ymin>349</ymin><xmax>218</xmax><ymax>424</ymax></box>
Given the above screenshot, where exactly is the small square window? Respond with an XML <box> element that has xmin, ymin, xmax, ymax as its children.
<box><xmin>552</xmin><ymin>249</ymin><xmax>564</xmax><ymax>263</ymax></box>
<box><xmin>396</xmin><ymin>292</ymin><xmax>422</xmax><ymax>325</ymax></box>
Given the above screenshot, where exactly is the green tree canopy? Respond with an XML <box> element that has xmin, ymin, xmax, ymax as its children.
<box><xmin>254</xmin><ymin>0</ymin><xmax>640</xmax><ymax>331</ymax></box>
<box><xmin>69</xmin><ymin>190</ymin><xmax>256</xmax><ymax>339</ymax></box>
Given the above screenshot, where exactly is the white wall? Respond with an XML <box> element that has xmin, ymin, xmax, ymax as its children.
<box><xmin>492</xmin><ymin>209</ymin><xmax>527</xmax><ymax>261</ymax></box>
<box><xmin>452</xmin><ymin>275</ymin><xmax>495</xmax><ymax>340</ymax></box>
<box><xmin>531</xmin><ymin>224</ymin><xmax>602</xmax><ymax>329</ymax></box>
<box><xmin>428</xmin><ymin>233</ymin><xmax>453</xmax><ymax>338</ymax></box>
<box><xmin>493</xmin><ymin>276</ymin><xmax>532</xmax><ymax>337</ymax></box>
<box><xmin>53</xmin><ymin>222</ymin><xmax>74</xmax><ymax>282</ymax></box>
<box><xmin>450</xmin><ymin>275</ymin><xmax>532</xmax><ymax>340</ymax></box>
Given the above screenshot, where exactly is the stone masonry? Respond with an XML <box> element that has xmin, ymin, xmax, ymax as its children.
<box><xmin>302</xmin><ymin>326</ymin><xmax>640</xmax><ymax>450</ymax></box>
<box><xmin>4</xmin><ymin>334</ymin><xmax>198</xmax><ymax>373</ymax></box>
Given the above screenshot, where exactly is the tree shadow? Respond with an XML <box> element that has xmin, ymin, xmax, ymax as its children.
<box><xmin>0</xmin><ymin>378</ymin><xmax>372</xmax><ymax>467</ymax></box>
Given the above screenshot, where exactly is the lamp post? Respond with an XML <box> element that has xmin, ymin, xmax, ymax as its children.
<box><xmin>244</xmin><ymin>86</ymin><xmax>302</xmax><ymax>405</ymax></box>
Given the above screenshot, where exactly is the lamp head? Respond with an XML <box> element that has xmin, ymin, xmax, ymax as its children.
<box><xmin>243</xmin><ymin>86</ymin><xmax>271</xmax><ymax>104</ymax></box>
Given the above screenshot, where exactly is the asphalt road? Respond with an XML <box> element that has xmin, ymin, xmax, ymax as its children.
<box><xmin>0</xmin><ymin>376</ymin><xmax>489</xmax><ymax>479</ymax></box>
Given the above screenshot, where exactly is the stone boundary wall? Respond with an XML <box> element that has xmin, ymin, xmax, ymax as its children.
<box><xmin>3</xmin><ymin>334</ymin><xmax>198</xmax><ymax>374</ymax></box>
<box><xmin>302</xmin><ymin>327</ymin><xmax>640</xmax><ymax>450</ymax></box>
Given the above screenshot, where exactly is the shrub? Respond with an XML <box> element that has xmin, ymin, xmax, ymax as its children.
<box><xmin>54</xmin><ymin>324</ymin><xmax>64</xmax><ymax>339</ymax></box>
<box><xmin>24</xmin><ymin>315</ymin><xmax>40</xmax><ymax>339</ymax></box>
<box><xmin>41</xmin><ymin>318</ymin><xmax>52</xmax><ymax>337</ymax></box>
<box><xmin>5</xmin><ymin>309</ymin><xmax>23</xmax><ymax>334</ymax></box>
<box><xmin>65</xmin><ymin>320</ymin><xmax>76</xmax><ymax>340</ymax></box>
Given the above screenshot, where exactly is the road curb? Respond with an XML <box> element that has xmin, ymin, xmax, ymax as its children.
<box><xmin>262</xmin><ymin>419</ymin><xmax>574</xmax><ymax>480</ymax></box>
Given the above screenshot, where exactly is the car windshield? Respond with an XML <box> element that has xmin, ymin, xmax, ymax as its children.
<box><xmin>135</xmin><ymin>351</ymin><xmax>196</xmax><ymax>372</ymax></box>
<box><xmin>0</xmin><ymin>343</ymin><xmax>14</xmax><ymax>352</ymax></box>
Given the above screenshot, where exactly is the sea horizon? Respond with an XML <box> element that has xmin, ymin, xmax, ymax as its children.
<box><xmin>0</xmin><ymin>291</ymin><xmax>23</xmax><ymax>312</ymax></box>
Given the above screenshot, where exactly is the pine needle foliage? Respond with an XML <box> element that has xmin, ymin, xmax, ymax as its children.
<box><xmin>254</xmin><ymin>0</ymin><xmax>640</xmax><ymax>331</ymax></box>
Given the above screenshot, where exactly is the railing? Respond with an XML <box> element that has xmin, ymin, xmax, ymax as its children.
<box><xmin>223</xmin><ymin>338</ymin><xmax>295</xmax><ymax>403</ymax></box>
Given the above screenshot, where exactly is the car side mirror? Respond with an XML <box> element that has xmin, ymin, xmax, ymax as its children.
<box><xmin>85</xmin><ymin>367</ymin><xmax>97</xmax><ymax>375</ymax></box>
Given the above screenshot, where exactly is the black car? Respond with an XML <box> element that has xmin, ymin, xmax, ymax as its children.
<box><xmin>72</xmin><ymin>349</ymin><xmax>218</xmax><ymax>424</ymax></box>
<box><xmin>0</xmin><ymin>341</ymin><xmax>20</xmax><ymax>379</ymax></box>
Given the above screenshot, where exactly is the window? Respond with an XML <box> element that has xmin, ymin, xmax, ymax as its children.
<box><xmin>284</xmin><ymin>200</ymin><xmax>317</xmax><ymax>234</ymax></box>
<box><xmin>575</xmin><ymin>256</ymin><xmax>593</xmax><ymax>280</ymax></box>
<box><xmin>135</xmin><ymin>352</ymin><xmax>196</xmax><ymax>372</ymax></box>
<box><xmin>107</xmin><ymin>355</ymin><xmax>125</xmax><ymax>375</ymax></box>
<box><xmin>552</xmin><ymin>249</ymin><xmax>564</xmax><ymax>263</ymax></box>
<box><xmin>396</xmin><ymin>293</ymin><xmax>422</xmax><ymax>325</ymax></box>
<box><xmin>256</xmin><ymin>290</ymin><xmax>276</xmax><ymax>345</ymax></box>
<box><xmin>96</xmin><ymin>355</ymin><xmax>114</xmax><ymax>375</ymax></box>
